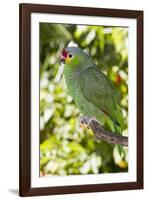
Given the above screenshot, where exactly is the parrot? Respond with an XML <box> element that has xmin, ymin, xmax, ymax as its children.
<box><xmin>59</xmin><ymin>47</ymin><xmax>125</xmax><ymax>156</ymax></box>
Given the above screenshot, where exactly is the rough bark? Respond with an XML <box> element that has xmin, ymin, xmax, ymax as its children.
<box><xmin>80</xmin><ymin>116</ymin><xmax>128</xmax><ymax>146</ymax></box>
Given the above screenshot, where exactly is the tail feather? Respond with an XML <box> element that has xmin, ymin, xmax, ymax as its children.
<box><xmin>113</xmin><ymin>123</ymin><xmax>126</xmax><ymax>158</ymax></box>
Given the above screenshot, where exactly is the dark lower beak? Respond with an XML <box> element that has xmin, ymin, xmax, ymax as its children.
<box><xmin>59</xmin><ymin>55</ymin><xmax>65</xmax><ymax>64</ymax></box>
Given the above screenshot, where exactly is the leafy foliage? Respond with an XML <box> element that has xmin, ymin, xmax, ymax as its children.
<box><xmin>40</xmin><ymin>23</ymin><xmax>128</xmax><ymax>176</ymax></box>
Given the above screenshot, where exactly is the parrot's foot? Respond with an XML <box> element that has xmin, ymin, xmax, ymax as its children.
<box><xmin>80</xmin><ymin>124</ymin><xmax>90</xmax><ymax>129</ymax></box>
<box><xmin>79</xmin><ymin>116</ymin><xmax>128</xmax><ymax>147</ymax></box>
<box><xmin>79</xmin><ymin>116</ymin><xmax>97</xmax><ymax>129</ymax></box>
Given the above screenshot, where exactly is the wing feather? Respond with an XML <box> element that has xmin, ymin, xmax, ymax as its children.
<box><xmin>80</xmin><ymin>67</ymin><xmax>123</xmax><ymax>127</ymax></box>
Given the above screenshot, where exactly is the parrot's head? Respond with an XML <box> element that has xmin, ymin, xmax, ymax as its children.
<box><xmin>59</xmin><ymin>47</ymin><xmax>88</xmax><ymax>69</ymax></box>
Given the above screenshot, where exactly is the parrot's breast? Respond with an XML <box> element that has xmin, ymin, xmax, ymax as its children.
<box><xmin>63</xmin><ymin>69</ymin><xmax>106</xmax><ymax>124</ymax></box>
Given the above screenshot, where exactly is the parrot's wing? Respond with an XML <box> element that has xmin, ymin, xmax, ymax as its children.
<box><xmin>80</xmin><ymin>67</ymin><xmax>123</xmax><ymax>129</ymax></box>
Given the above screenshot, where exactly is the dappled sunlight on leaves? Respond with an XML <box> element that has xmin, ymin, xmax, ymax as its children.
<box><xmin>40</xmin><ymin>23</ymin><xmax>128</xmax><ymax>176</ymax></box>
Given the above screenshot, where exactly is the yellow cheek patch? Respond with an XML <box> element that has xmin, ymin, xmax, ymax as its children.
<box><xmin>65</xmin><ymin>57</ymin><xmax>71</xmax><ymax>64</ymax></box>
<box><xmin>65</xmin><ymin>56</ymin><xmax>80</xmax><ymax>66</ymax></box>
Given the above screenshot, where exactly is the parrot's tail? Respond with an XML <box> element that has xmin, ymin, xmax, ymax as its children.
<box><xmin>113</xmin><ymin>123</ymin><xmax>126</xmax><ymax>159</ymax></box>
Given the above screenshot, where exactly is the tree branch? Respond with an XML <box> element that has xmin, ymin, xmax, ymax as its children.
<box><xmin>80</xmin><ymin>116</ymin><xmax>128</xmax><ymax>146</ymax></box>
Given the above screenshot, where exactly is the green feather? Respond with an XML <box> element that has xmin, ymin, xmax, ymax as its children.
<box><xmin>63</xmin><ymin>47</ymin><xmax>125</xmax><ymax>156</ymax></box>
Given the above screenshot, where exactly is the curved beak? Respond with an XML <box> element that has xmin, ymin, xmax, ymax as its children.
<box><xmin>59</xmin><ymin>54</ymin><xmax>65</xmax><ymax>64</ymax></box>
<box><xmin>59</xmin><ymin>49</ymin><xmax>68</xmax><ymax>64</ymax></box>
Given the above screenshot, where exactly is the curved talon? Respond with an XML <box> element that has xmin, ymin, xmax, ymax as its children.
<box><xmin>79</xmin><ymin>116</ymin><xmax>97</xmax><ymax>130</ymax></box>
<box><xmin>80</xmin><ymin>116</ymin><xmax>97</xmax><ymax>126</ymax></box>
<box><xmin>79</xmin><ymin>116</ymin><xmax>128</xmax><ymax>146</ymax></box>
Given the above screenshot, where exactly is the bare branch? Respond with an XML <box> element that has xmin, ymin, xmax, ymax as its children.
<box><xmin>80</xmin><ymin>116</ymin><xmax>128</xmax><ymax>146</ymax></box>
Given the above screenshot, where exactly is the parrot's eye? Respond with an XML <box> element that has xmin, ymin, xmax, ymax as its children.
<box><xmin>68</xmin><ymin>54</ymin><xmax>72</xmax><ymax>58</ymax></box>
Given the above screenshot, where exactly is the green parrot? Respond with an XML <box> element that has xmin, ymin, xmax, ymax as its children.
<box><xmin>59</xmin><ymin>47</ymin><xmax>125</xmax><ymax>156</ymax></box>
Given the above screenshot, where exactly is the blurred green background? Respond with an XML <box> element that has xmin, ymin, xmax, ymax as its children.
<box><xmin>40</xmin><ymin>23</ymin><xmax>128</xmax><ymax>176</ymax></box>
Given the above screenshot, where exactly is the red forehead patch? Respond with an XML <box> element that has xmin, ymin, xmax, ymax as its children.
<box><xmin>62</xmin><ymin>49</ymin><xmax>68</xmax><ymax>58</ymax></box>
